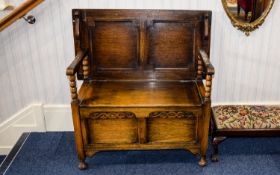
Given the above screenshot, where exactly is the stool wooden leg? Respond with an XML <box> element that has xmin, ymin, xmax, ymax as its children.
<box><xmin>211</xmin><ymin>136</ymin><xmax>226</xmax><ymax>162</ymax></box>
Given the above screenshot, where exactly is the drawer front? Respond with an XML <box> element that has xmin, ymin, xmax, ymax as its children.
<box><xmin>147</xmin><ymin>111</ymin><xmax>197</xmax><ymax>143</ymax></box>
<box><xmin>86</xmin><ymin>112</ymin><xmax>138</xmax><ymax>144</ymax></box>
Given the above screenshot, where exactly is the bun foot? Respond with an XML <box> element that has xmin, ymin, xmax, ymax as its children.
<box><xmin>198</xmin><ymin>156</ymin><xmax>207</xmax><ymax>167</ymax></box>
<box><xmin>78</xmin><ymin>161</ymin><xmax>88</xmax><ymax>170</ymax></box>
<box><xmin>211</xmin><ymin>154</ymin><xmax>218</xmax><ymax>162</ymax></box>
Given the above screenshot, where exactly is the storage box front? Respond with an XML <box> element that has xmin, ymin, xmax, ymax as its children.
<box><xmin>147</xmin><ymin>111</ymin><xmax>197</xmax><ymax>143</ymax></box>
<box><xmin>86</xmin><ymin>112</ymin><xmax>138</xmax><ymax>144</ymax></box>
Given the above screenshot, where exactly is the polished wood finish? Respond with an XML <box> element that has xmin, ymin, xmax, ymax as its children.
<box><xmin>66</xmin><ymin>9</ymin><xmax>214</xmax><ymax>169</ymax></box>
<box><xmin>0</xmin><ymin>0</ymin><xmax>44</xmax><ymax>32</ymax></box>
<box><xmin>79</xmin><ymin>81</ymin><xmax>202</xmax><ymax>107</ymax></box>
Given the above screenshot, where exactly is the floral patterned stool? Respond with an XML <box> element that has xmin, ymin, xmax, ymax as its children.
<box><xmin>210</xmin><ymin>105</ymin><xmax>280</xmax><ymax>162</ymax></box>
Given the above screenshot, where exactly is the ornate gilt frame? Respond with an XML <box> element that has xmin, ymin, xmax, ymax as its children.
<box><xmin>222</xmin><ymin>0</ymin><xmax>275</xmax><ymax>36</ymax></box>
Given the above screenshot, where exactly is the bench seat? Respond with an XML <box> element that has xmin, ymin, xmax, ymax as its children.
<box><xmin>213</xmin><ymin>105</ymin><xmax>280</xmax><ymax>129</ymax></box>
<box><xmin>211</xmin><ymin>105</ymin><xmax>280</xmax><ymax>162</ymax></box>
<box><xmin>79</xmin><ymin>81</ymin><xmax>203</xmax><ymax>108</ymax></box>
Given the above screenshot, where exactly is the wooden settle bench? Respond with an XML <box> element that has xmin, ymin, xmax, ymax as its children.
<box><xmin>211</xmin><ymin>105</ymin><xmax>280</xmax><ymax>162</ymax></box>
<box><xmin>66</xmin><ymin>9</ymin><xmax>215</xmax><ymax>169</ymax></box>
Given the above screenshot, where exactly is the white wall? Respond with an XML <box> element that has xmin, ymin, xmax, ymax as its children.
<box><xmin>0</xmin><ymin>0</ymin><xmax>280</xmax><ymax>123</ymax></box>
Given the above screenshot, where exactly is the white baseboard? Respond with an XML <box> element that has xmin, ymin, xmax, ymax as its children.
<box><xmin>1</xmin><ymin>101</ymin><xmax>280</xmax><ymax>155</ymax></box>
<box><xmin>0</xmin><ymin>104</ymin><xmax>73</xmax><ymax>155</ymax></box>
<box><xmin>43</xmin><ymin>105</ymin><xmax>73</xmax><ymax>131</ymax></box>
<box><xmin>0</xmin><ymin>104</ymin><xmax>45</xmax><ymax>155</ymax></box>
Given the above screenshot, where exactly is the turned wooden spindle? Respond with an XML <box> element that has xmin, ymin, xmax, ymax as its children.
<box><xmin>205</xmin><ymin>74</ymin><xmax>212</xmax><ymax>101</ymax></box>
<box><xmin>68</xmin><ymin>75</ymin><xmax>78</xmax><ymax>101</ymax></box>
<box><xmin>197</xmin><ymin>56</ymin><xmax>203</xmax><ymax>78</ymax></box>
<box><xmin>82</xmin><ymin>56</ymin><xmax>89</xmax><ymax>79</ymax></box>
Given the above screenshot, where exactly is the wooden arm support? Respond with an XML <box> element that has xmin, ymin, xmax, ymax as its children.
<box><xmin>66</xmin><ymin>50</ymin><xmax>89</xmax><ymax>102</ymax></box>
<box><xmin>197</xmin><ymin>49</ymin><xmax>214</xmax><ymax>102</ymax></box>
<box><xmin>66</xmin><ymin>50</ymin><xmax>88</xmax><ymax>76</ymax></box>
<box><xmin>198</xmin><ymin>49</ymin><xmax>215</xmax><ymax>75</ymax></box>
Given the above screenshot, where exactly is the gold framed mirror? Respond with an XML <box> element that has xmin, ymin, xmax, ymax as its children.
<box><xmin>222</xmin><ymin>0</ymin><xmax>275</xmax><ymax>36</ymax></box>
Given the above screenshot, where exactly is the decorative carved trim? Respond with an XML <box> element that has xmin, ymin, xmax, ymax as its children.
<box><xmin>88</xmin><ymin>112</ymin><xmax>136</xmax><ymax>120</ymax></box>
<box><xmin>221</xmin><ymin>0</ymin><xmax>275</xmax><ymax>36</ymax></box>
<box><xmin>149</xmin><ymin>111</ymin><xmax>195</xmax><ymax>119</ymax></box>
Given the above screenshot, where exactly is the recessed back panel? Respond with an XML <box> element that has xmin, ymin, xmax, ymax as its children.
<box><xmin>72</xmin><ymin>9</ymin><xmax>211</xmax><ymax>80</ymax></box>
<box><xmin>148</xmin><ymin>21</ymin><xmax>195</xmax><ymax>70</ymax></box>
<box><xmin>93</xmin><ymin>21</ymin><xmax>138</xmax><ymax>70</ymax></box>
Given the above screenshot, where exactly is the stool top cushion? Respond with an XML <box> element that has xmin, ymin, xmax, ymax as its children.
<box><xmin>212</xmin><ymin>106</ymin><xmax>280</xmax><ymax>129</ymax></box>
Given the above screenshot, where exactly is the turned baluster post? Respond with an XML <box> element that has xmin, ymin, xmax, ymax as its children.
<box><xmin>197</xmin><ymin>56</ymin><xmax>203</xmax><ymax>79</ymax></box>
<box><xmin>205</xmin><ymin>74</ymin><xmax>212</xmax><ymax>102</ymax></box>
<box><xmin>68</xmin><ymin>75</ymin><xmax>78</xmax><ymax>101</ymax></box>
<box><xmin>82</xmin><ymin>56</ymin><xmax>89</xmax><ymax>80</ymax></box>
<box><xmin>67</xmin><ymin>74</ymin><xmax>88</xmax><ymax>169</ymax></box>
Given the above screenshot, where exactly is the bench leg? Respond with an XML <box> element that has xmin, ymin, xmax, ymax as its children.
<box><xmin>71</xmin><ymin>102</ymin><xmax>88</xmax><ymax>170</ymax></box>
<box><xmin>78</xmin><ymin>161</ymin><xmax>88</xmax><ymax>170</ymax></box>
<box><xmin>198</xmin><ymin>102</ymin><xmax>211</xmax><ymax>167</ymax></box>
<box><xmin>211</xmin><ymin>136</ymin><xmax>226</xmax><ymax>162</ymax></box>
<box><xmin>198</xmin><ymin>156</ymin><xmax>207</xmax><ymax>167</ymax></box>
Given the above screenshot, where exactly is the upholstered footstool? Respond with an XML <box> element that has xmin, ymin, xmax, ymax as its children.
<box><xmin>211</xmin><ymin>105</ymin><xmax>280</xmax><ymax>162</ymax></box>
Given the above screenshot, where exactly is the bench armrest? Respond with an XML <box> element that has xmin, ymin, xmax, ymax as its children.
<box><xmin>66</xmin><ymin>49</ymin><xmax>88</xmax><ymax>102</ymax></box>
<box><xmin>197</xmin><ymin>49</ymin><xmax>214</xmax><ymax>102</ymax></box>
<box><xmin>199</xmin><ymin>49</ymin><xmax>215</xmax><ymax>75</ymax></box>
<box><xmin>66</xmin><ymin>50</ymin><xmax>88</xmax><ymax>76</ymax></box>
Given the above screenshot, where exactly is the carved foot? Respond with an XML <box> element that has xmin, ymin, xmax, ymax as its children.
<box><xmin>78</xmin><ymin>161</ymin><xmax>88</xmax><ymax>170</ymax></box>
<box><xmin>211</xmin><ymin>153</ymin><xmax>218</xmax><ymax>162</ymax></box>
<box><xmin>198</xmin><ymin>156</ymin><xmax>207</xmax><ymax>167</ymax></box>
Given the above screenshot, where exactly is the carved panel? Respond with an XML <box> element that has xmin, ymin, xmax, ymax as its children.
<box><xmin>88</xmin><ymin>112</ymin><xmax>136</xmax><ymax>120</ymax></box>
<box><xmin>149</xmin><ymin>111</ymin><xmax>195</xmax><ymax>119</ymax></box>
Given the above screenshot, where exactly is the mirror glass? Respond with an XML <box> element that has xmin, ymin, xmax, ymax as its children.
<box><xmin>222</xmin><ymin>0</ymin><xmax>274</xmax><ymax>35</ymax></box>
<box><xmin>225</xmin><ymin>0</ymin><xmax>271</xmax><ymax>23</ymax></box>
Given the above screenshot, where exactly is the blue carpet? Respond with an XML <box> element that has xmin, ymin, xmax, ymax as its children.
<box><xmin>3</xmin><ymin>132</ymin><xmax>280</xmax><ymax>175</ymax></box>
<box><xmin>0</xmin><ymin>156</ymin><xmax>5</xmax><ymax>164</ymax></box>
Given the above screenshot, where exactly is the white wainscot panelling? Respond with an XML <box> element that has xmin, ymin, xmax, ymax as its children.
<box><xmin>0</xmin><ymin>104</ymin><xmax>45</xmax><ymax>155</ymax></box>
<box><xmin>43</xmin><ymin>104</ymin><xmax>73</xmax><ymax>131</ymax></box>
<box><xmin>0</xmin><ymin>104</ymin><xmax>73</xmax><ymax>154</ymax></box>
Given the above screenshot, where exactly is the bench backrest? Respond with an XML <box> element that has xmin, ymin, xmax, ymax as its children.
<box><xmin>72</xmin><ymin>9</ymin><xmax>211</xmax><ymax>81</ymax></box>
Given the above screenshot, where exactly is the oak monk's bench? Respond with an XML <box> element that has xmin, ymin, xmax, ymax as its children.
<box><xmin>66</xmin><ymin>9</ymin><xmax>215</xmax><ymax>170</ymax></box>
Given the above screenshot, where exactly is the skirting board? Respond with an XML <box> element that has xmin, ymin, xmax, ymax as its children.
<box><xmin>43</xmin><ymin>105</ymin><xmax>73</xmax><ymax>132</ymax></box>
<box><xmin>1</xmin><ymin>102</ymin><xmax>280</xmax><ymax>155</ymax></box>
<box><xmin>0</xmin><ymin>104</ymin><xmax>73</xmax><ymax>155</ymax></box>
<box><xmin>0</xmin><ymin>104</ymin><xmax>45</xmax><ymax>155</ymax></box>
